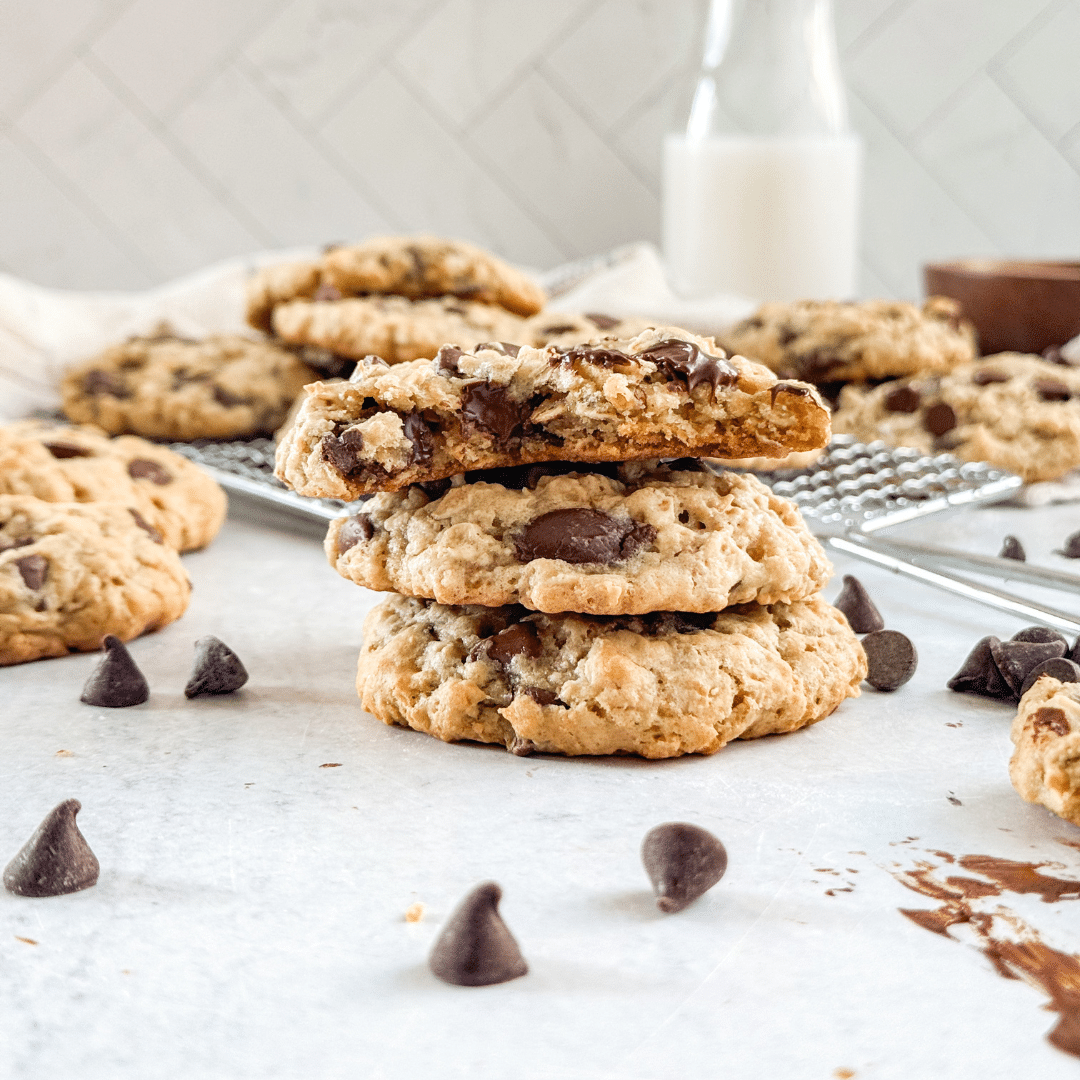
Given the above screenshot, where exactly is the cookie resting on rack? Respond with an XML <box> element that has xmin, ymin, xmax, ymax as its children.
<box><xmin>275</xmin><ymin>327</ymin><xmax>831</xmax><ymax>500</ymax></box>
<box><xmin>327</xmin><ymin>459</ymin><xmax>831</xmax><ymax>615</ymax></box>
<box><xmin>0</xmin><ymin>496</ymin><xmax>191</xmax><ymax>665</ymax></box>
<box><xmin>0</xmin><ymin>419</ymin><xmax>226</xmax><ymax>552</ymax></box>
<box><xmin>355</xmin><ymin>594</ymin><xmax>866</xmax><ymax>758</ymax></box>
<box><xmin>832</xmin><ymin>353</ymin><xmax>1080</xmax><ymax>483</ymax></box>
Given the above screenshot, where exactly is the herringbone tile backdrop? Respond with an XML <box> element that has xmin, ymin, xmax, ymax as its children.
<box><xmin>0</xmin><ymin>0</ymin><xmax>1077</xmax><ymax>299</ymax></box>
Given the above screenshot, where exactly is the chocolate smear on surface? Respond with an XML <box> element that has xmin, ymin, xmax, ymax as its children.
<box><xmin>947</xmin><ymin>636</ymin><xmax>1000</xmax><ymax>695</ymax></box>
<box><xmin>128</xmin><ymin>508</ymin><xmax>163</xmax><ymax>544</ymax></box>
<box><xmin>641</xmin><ymin>822</ymin><xmax>727</xmax><ymax>913</ymax></box>
<box><xmin>639</xmin><ymin>339</ymin><xmax>738</xmax><ymax>393</ymax></box>
<box><xmin>16</xmin><ymin>554</ymin><xmax>48</xmax><ymax>590</ymax></box>
<box><xmin>834</xmin><ymin>574</ymin><xmax>885</xmax><ymax>633</ymax></box>
<box><xmin>321</xmin><ymin>429</ymin><xmax>365</xmax><ymax>477</ymax></box>
<box><xmin>1061</xmin><ymin>531</ymin><xmax>1080</xmax><ymax>559</ymax></box>
<box><xmin>884</xmin><ymin>385</ymin><xmax>921</xmax><ymax>413</ymax></box>
<box><xmin>486</xmin><ymin>623</ymin><xmax>542</xmax><ymax>668</ymax></box>
<box><xmin>428</xmin><ymin>881</ymin><xmax>528</xmax><ymax>986</ymax></box>
<box><xmin>80</xmin><ymin>635</ymin><xmax>149</xmax><ymax>708</ymax></box>
<box><xmin>43</xmin><ymin>442</ymin><xmax>93</xmax><ymax>458</ymax></box>
<box><xmin>923</xmin><ymin>401</ymin><xmax>957</xmax><ymax>436</ymax></box>
<box><xmin>553</xmin><ymin>344</ymin><xmax>631</xmax><ymax>369</ymax></box>
<box><xmin>1023</xmin><ymin>658</ymin><xmax>1080</xmax><ymax>699</ymax></box>
<box><xmin>514</xmin><ymin>509</ymin><xmax>656</xmax><ymax>565</ymax></box>
<box><xmin>3</xmin><ymin>799</ymin><xmax>99</xmax><ymax>897</ymax></box>
<box><xmin>402</xmin><ymin>411</ymin><xmax>435</xmax><ymax>466</ymax></box>
<box><xmin>999</xmin><ymin>535</ymin><xmax>1026</xmax><ymax>561</ymax></box>
<box><xmin>184</xmin><ymin>635</ymin><xmax>249</xmax><ymax>698</ymax></box>
<box><xmin>337</xmin><ymin>513</ymin><xmax>374</xmax><ymax>553</ymax></box>
<box><xmin>127</xmin><ymin>459</ymin><xmax>172</xmax><ymax>485</ymax></box>
<box><xmin>861</xmin><ymin>629</ymin><xmax>917</xmax><ymax>691</ymax></box>
<box><xmin>460</xmin><ymin>382</ymin><xmax>527</xmax><ymax>444</ymax></box>
<box><xmin>82</xmin><ymin>370</ymin><xmax>128</xmax><ymax>397</ymax></box>
<box><xmin>991</xmin><ymin>638</ymin><xmax>1066</xmax><ymax>696</ymax></box>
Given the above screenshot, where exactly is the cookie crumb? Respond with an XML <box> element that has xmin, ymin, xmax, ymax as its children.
<box><xmin>14</xmin><ymin>936</ymin><xmax>38</xmax><ymax>946</ymax></box>
<box><xmin>404</xmin><ymin>902</ymin><xmax>425</xmax><ymax>923</ymax></box>
<box><xmin>834</xmin><ymin>1070</ymin><xmax>856</xmax><ymax>1079</ymax></box>
<box><xmin>55</xmin><ymin>750</ymin><xmax>72</xmax><ymax>758</ymax></box>
<box><xmin>319</xmin><ymin>762</ymin><xmax>342</xmax><ymax>768</ymax></box>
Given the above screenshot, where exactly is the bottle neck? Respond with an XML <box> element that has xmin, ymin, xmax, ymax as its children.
<box><xmin>687</xmin><ymin>0</ymin><xmax>848</xmax><ymax>140</ymax></box>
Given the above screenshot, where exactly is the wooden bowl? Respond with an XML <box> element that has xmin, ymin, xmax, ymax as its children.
<box><xmin>924</xmin><ymin>259</ymin><xmax>1080</xmax><ymax>356</ymax></box>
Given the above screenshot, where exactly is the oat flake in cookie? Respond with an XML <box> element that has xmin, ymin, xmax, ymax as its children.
<box><xmin>327</xmin><ymin>460</ymin><xmax>830</xmax><ymax>615</ymax></box>
<box><xmin>355</xmin><ymin>594</ymin><xmax>865</xmax><ymax>759</ymax></box>
<box><xmin>276</xmin><ymin>327</ymin><xmax>830</xmax><ymax>500</ymax></box>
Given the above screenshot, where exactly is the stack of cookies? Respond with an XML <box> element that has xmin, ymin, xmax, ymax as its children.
<box><xmin>276</xmin><ymin>325</ymin><xmax>867</xmax><ymax>758</ymax></box>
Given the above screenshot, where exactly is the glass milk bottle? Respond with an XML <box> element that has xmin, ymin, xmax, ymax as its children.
<box><xmin>663</xmin><ymin>0</ymin><xmax>861</xmax><ymax>301</ymax></box>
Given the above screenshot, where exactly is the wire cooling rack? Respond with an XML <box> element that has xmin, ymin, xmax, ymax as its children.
<box><xmin>167</xmin><ymin>434</ymin><xmax>1023</xmax><ymax>534</ymax></box>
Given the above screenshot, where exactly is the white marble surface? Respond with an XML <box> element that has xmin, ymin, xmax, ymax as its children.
<box><xmin>4</xmin><ymin>494</ymin><xmax>1080</xmax><ymax>1079</ymax></box>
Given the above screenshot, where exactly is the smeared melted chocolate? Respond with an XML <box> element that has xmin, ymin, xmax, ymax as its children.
<box><xmin>513</xmin><ymin>509</ymin><xmax>656</xmax><ymax>565</ymax></box>
<box><xmin>127</xmin><ymin>459</ymin><xmax>172</xmax><ymax>485</ymax></box>
<box><xmin>460</xmin><ymin>382</ymin><xmax>528</xmax><ymax>445</ymax></box>
<box><xmin>769</xmin><ymin>381</ymin><xmax>812</xmax><ymax>405</ymax></box>
<box><xmin>402</xmin><ymin>411</ymin><xmax>435</xmax><ymax>466</ymax></box>
<box><xmin>639</xmin><ymin>339</ymin><xmax>738</xmax><ymax>392</ymax></box>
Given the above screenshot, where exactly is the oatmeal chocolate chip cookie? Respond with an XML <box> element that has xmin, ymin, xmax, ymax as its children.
<box><xmin>327</xmin><ymin>460</ymin><xmax>830</xmax><ymax>614</ymax></box>
<box><xmin>275</xmin><ymin>327</ymin><xmax>830</xmax><ymax>500</ymax></box>
<box><xmin>524</xmin><ymin>311</ymin><xmax>654</xmax><ymax>348</ymax></box>
<box><xmin>61</xmin><ymin>332</ymin><xmax>317</xmax><ymax>441</ymax></box>
<box><xmin>710</xmin><ymin>448</ymin><xmax>825</xmax><ymax>472</ymax></box>
<box><xmin>0</xmin><ymin>420</ymin><xmax>226</xmax><ymax>553</ymax></box>
<box><xmin>0</xmin><ymin>495</ymin><xmax>191</xmax><ymax>665</ymax></box>
<box><xmin>722</xmin><ymin>297</ymin><xmax>976</xmax><ymax>386</ymax></box>
<box><xmin>356</xmin><ymin>594</ymin><xmax>865</xmax><ymax>758</ymax></box>
<box><xmin>270</xmin><ymin>294</ymin><xmax>528</xmax><ymax>364</ymax></box>
<box><xmin>1009</xmin><ymin>677</ymin><xmax>1080</xmax><ymax>826</ymax></box>
<box><xmin>832</xmin><ymin>353</ymin><xmax>1080</xmax><ymax>483</ymax></box>
<box><xmin>246</xmin><ymin>235</ymin><xmax>545</xmax><ymax>331</ymax></box>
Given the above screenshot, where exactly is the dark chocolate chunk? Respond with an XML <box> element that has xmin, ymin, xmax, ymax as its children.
<box><xmin>923</xmin><ymin>402</ymin><xmax>957</xmax><ymax>436</ymax></box>
<box><xmin>43</xmin><ymin>442</ymin><xmax>93</xmax><ymax>458</ymax></box>
<box><xmin>3</xmin><ymin>799</ymin><xmax>99</xmax><ymax>898</ymax></box>
<box><xmin>585</xmin><ymin>313</ymin><xmax>621</xmax><ymax>330</ymax></box>
<box><xmin>486</xmin><ymin>623</ymin><xmax>542</xmax><ymax>668</ymax></box>
<box><xmin>435</xmin><ymin>345</ymin><xmax>466</xmax><ymax>377</ymax></box>
<box><xmin>127</xmin><ymin>459</ymin><xmax>172</xmax><ymax>485</ymax></box>
<box><xmin>15</xmin><ymin>554</ymin><xmax>48</xmax><ymax>591</ymax></box>
<box><xmin>82</xmin><ymin>369</ymin><xmax>128</xmax><ymax>397</ymax></box>
<box><xmin>402</xmin><ymin>411</ymin><xmax>435</xmax><ymax>466</ymax></box>
<box><xmin>416</xmin><ymin>478</ymin><xmax>452</xmax><ymax>500</ymax></box>
<box><xmin>641</xmin><ymin>822</ymin><xmax>727</xmax><ymax>914</ymax></box>
<box><xmin>883</xmin><ymin>385</ymin><xmax>921</xmax><ymax>413</ymax></box>
<box><xmin>990</xmin><ymin>638</ymin><xmax>1066</xmax><ymax>696</ymax></box>
<box><xmin>769</xmin><ymin>381</ymin><xmax>812</xmax><ymax>404</ymax></box>
<box><xmin>428</xmin><ymin>881</ymin><xmax>528</xmax><ymax>986</ymax></box>
<box><xmin>1012</xmin><ymin>626</ymin><xmax>1068</xmax><ymax>648</ymax></box>
<box><xmin>212</xmin><ymin>385</ymin><xmax>252</xmax><ymax>408</ymax></box>
<box><xmin>538</xmin><ymin>324</ymin><xmax>577</xmax><ymax>336</ymax></box>
<box><xmin>514</xmin><ymin>509</ymin><xmax>656</xmax><ymax>565</ymax></box>
<box><xmin>80</xmin><ymin>635</ymin><xmax>149</xmax><ymax>708</ymax></box>
<box><xmin>834</xmin><ymin>575</ymin><xmax>885</xmax><ymax>633</ymax></box>
<box><xmin>1035</xmin><ymin>377</ymin><xmax>1071</xmax><ymax>402</ymax></box>
<box><xmin>313</xmin><ymin>283</ymin><xmax>343</xmax><ymax>301</ymax></box>
<box><xmin>507</xmin><ymin>734</ymin><xmax>539</xmax><ymax>756</ymax></box>
<box><xmin>321</xmin><ymin>428</ymin><xmax>365</xmax><ymax>477</ymax></box>
<box><xmin>553</xmin><ymin>344</ymin><xmax>631</xmax><ymax>368</ymax></box>
<box><xmin>128</xmin><ymin>508</ymin><xmax>163</xmax><ymax>543</ymax></box>
<box><xmin>184</xmin><ymin>635</ymin><xmax>249</xmax><ymax>698</ymax></box>
<box><xmin>1063</xmin><ymin>531</ymin><xmax>1080</xmax><ymax>559</ymax></box>
<box><xmin>498</xmin><ymin>342</ymin><xmax>521</xmax><ymax>357</ymax></box>
<box><xmin>1033</xmin><ymin>706</ymin><xmax>1070</xmax><ymax>737</ymax></box>
<box><xmin>337</xmin><ymin>513</ymin><xmax>374</xmax><ymax>554</ymax></box>
<box><xmin>862</xmin><ymin>629</ymin><xmax>918</xmax><ymax>691</ymax></box>
<box><xmin>972</xmin><ymin>368</ymin><xmax>1010</xmax><ymax>385</ymax></box>
<box><xmin>639</xmin><ymin>339</ymin><xmax>738</xmax><ymax>392</ymax></box>
<box><xmin>522</xmin><ymin>686</ymin><xmax>560</xmax><ymax>707</ymax></box>
<box><xmin>947</xmin><ymin>636</ymin><xmax>999</xmax><ymax>695</ymax></box>
<box><xmin>1020</xmin><ymin>657</ymin><xmax>1080</xmax><ymax>699</ymax></box>
<box><xmin>998</xmin><ymin>536</ymin><xmax>1025</xmax><ymax>561</ymax></box>
<box><xmin>460</xmin><ymin>382</ymin><xmax>527</xmax><ymax>444</ymax></box>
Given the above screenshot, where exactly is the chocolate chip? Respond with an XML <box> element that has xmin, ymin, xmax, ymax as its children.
<box><xmin>972</xmin><ymin>368</ymin><xmax>1010</xmax><ymax>385</ymax></box>
<box><xmin>834</xmin><ymin>575</ymin><xmax>884</xmax><ymax>633</ymax></box>
<box><xmin>641</xmin><ymin>822</ymin><xmax>727</xmax><ymax>914</ymax></box>
<box><xmin>402</xmin><ymin>411</ymin><xmax>435</xmax><ymax>466</ymax></box>
<box><xmin>337</xmin><ymin>513</ymin><xmax>374</xmax><ymax>554</ymax></box>
<box><xmin>777</xmin><ymin>326</ymin><xmax>798</xmax><ymax>346</ymax></box>
<box><xmin>983</xmin><ymin>652</ymin><xmax>1014</xmax><ymax>698</ymax></box>
<box><xmin>923</xmin><ymin>402</ymin><xmax>957</xmax><ymax>436</ymax></box>
<box><xmin>435</xmin><ymin>345</ymin><xmax>465</xmax><ymax>377</ymax></box>
<box><xmin>416</xmin><ymin>478</ymin><xmax>452</xmax><ymax>500</ymax></box>
<box><xmin>585</xmin><ymin>313</ymin><xmax>621</xmax><ymax>330</ymax></box>
<box><xmin>769</xmin><ymin>381</ymin><xmax>812</xmax><ymax>404</ymax></box>
<box><xmin>43</xmin><ymin>442</ymin><xmax>93</xmax><ymax>458</ymax></box>
<box><xmin>1033</xmin><ymin>705</ymin><xmax>1071</xmax><ymax>737</ymax></box>
<box><xmin>862</xmin><ymin>629</ymin><xmax>918</xmax><ymax>691</ymax></box>
<box><xmin>1013</xmin><ymin>626</ymin><xmax>1068</xmax><ymax>648</ymax></box>
<box><xmin>999</xmin><ymin>536</ymin><xmax>1025</xmax><ymax>561</ymax></box>
<box><xmin>1062</xmin><ymin>531</ymin><xmax>1080</xmax><ymax>559</ymax></box>
<box><xmin>428</xmin><ymin>882</ymin><xmax>528</xmax><ymax>986</ymax></box>
<box><xmin>507</xmin><ymin>735</ymin><xmax>539</xmax><ymax>756</ymax></box>
<box><xmin>884</xmin><ymin>386</ymin><xmax>921</xmax><ymax>413</ymax></box>
<box><xmin>212</xmin><ymin>385</ymin><xmax>252</xmax><ymax>408</ymax></box>
<box><xmin>0</xmin><ymin>535</ymin><xmax>34</xmax><ymax>553</ymax></box>
<box><xmin>184</xmin><ymin>636</ymin><xmax>249</xmax><ymax>698</ymax></box>
<box><xmin>127</xmin><ymin>459</ymin><xmax>172</xmax><ymax>485</ymax></box>
<box><xmin>947</xmin><ymin>636</ymin><xmax>999</xmax><ymax>695</ymax></box>
<box><xmin>80</xmin><ymin>635</ymin><xmax>149</xmax><ymax>708</ymax></box>
<box><xmin>82</xmin><ymin>370</ymin><xmax>128</xmax><ymax>397</ymax></box>
<box><xmin>1035</xmin><ymin>377</ymin><xmax>1072</xmax><ymax>402</ymax></box>
<box><xmin>514</xmin><ymin>509</ymin><xmax>655</xmax><ymax>565</ymax></box>
<box><xmin>3</xmin><ymin>799</ymin><xmax>99</xmax><ymax>898</ymax></box>
<box><xmin>128</xmin><ymin>508</ymin><xmax>163</xmax><ymax>544</ymax></box>
<box><xmin>486</xmin><ymin>623</ymin><xmax>542</xmax><ymax>668</ymax></box>
<box><xmin>538</xmin><ymin>324</ymin><xmax>578</xmax><ymax>336</ymax></box>
<box><xmin>15</xmin><ymin>554</ymin><xmax>47</xmax><ymax>591</ymax></box>
<box><xmin>460</xmin><ymin>382</ymin><xmax>527</xmax><ymax>445</ymax></box>
<box><xmin>639</xmin><ymin>339</ymin><xmax>738</xmax><ymax>392</ymax></box>
<box><xmin>321</xmin><ymin>429</ymin><xmax>365</xmax><ymax>477</ymax></box>
<box><xmin>522</xmin><ymin>686</ymin><xmax>560</xmax><ymax>707</ymax></box>
<box><xmin>313</xmin><ymin>283</ymin><xmax>343</xmax><ymax>302</ymax></box>
<box><xmin>1020</xmin><ymin>657</ymin><xmax>1080</xmax><ymax>699</ymax></box>
<box><xmin>990</xmin><ymin>638</ymin><xmax>1066</xmax><ymax>696</ymax></box>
